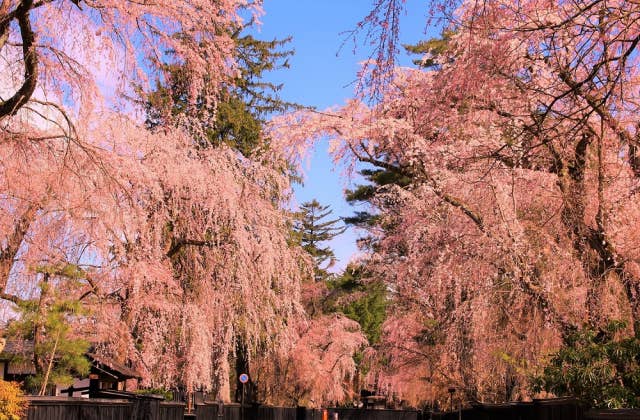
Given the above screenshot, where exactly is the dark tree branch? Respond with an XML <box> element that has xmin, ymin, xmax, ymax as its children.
<box><xmin>166</xmin><ymin>238</ymin><xmax>214</xmax><ymax>258</ymax></box>
<box><xmin>0</xmin><ymin>0</ymin><xmax>38</xmax><ymax>118</ymax></box>
<box><xmin>344</xmin><ymin>140</ymin><xmax>486</xmax><ymax>232</ymax></box>
<box><xmin>0</xmin><ymin>291</ymin><xmax>26</xmax><ymax>305</ymax></box>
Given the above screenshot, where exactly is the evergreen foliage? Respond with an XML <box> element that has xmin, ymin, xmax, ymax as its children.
<box><xmin>294</xmin><ymin>199</ymin><xmax>346</xmax><ymax>282</ymax></box>
<box><xmin>403</xmin><ymin>29</ymin><xmax>454</xmax><ymax>69</ymax></box>
<box><xmin>146</xmin><ymin>24</ymin><xmax>298</xmax><ymax>156</ymax></box>
<box><xmin>6</xmin><ymin>274</ymin><xmax>90</xmax><ymax>395</ymax></box>
<box><xmin>532</xmin><ymin>320</ymin><xmax>640</xmax><ymax>408</ymax></box>
<box><xmin>326</xmin><ymin>265</ymin><xmax>387</xmax><ymax>345</ymax></box>
<box><xmin>331</xmin><ymin>31</ymin><xmax>453</xmax><ymax>354</ymax></box>
<box><xmin>344</xmin><ymin>168</ymin><xmax>412</xmax><ymax>251</ymax></box>
<box><xmin>342</xmin><ymin>33</ymin><xmax>451</xmax><ymax>235</ymax></box>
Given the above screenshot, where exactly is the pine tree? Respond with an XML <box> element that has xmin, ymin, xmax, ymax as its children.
<box><xmin>402</xmin><ymin>29</ymin><xmax>454</xmax><ymax>70</ymax></box>
<box><xmin>294</xmin><ymin>200</ymin><xmax>346</xmax><ymax>282</ymax></box>
<box><xmin>326</xmin><ymin>264</ymin><xmax>387</xmax><ymax>345</ymax></box>
<box><xmin>344</xmin><ymin>168</ymin><xmax>412</xmax><ymax>252</ymax></box>
<box><xmin>145</xmin><ymin>23</ymin><xmax>298</xmax><ymax>156</ymax></box>
<box><xmin>342</xmin><ymin>33</ymin><xmax>451</xmax><ymax>239</ymax></box>
<box><xmin>6</xmin><ymin>268</ymin><xmax>90</xmax><ymax>395</ymax></box>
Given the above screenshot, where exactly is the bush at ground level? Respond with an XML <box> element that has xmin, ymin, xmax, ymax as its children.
<box><xmin>532</xmin><ymin>320</ymin><xmax>640</xmax><ymax>409</ymax></box>
<box><xmin>0</xmin><ymin>380</ymin><xmax>27</xmax><ymax>420</ymax></box>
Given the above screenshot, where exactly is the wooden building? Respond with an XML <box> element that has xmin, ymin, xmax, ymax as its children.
<box><xmin>0</xmin><ymin>338</ymin><xmax>36</xmax><ymax>383</ymax></box>
<box><xmin>85</xmin><ymin>352</ymin><xmax>141</xmax><ymax>396</ymax></box>
<box><xmin>0</xmin><ymin>338</ymin><xmax>140</xmax><ymax>397</ymax></box>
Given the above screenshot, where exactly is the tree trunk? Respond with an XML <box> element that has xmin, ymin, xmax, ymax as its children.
<box><xmin>0</xmin><ymin>204</ymin><xmax>38</xmax><ymax>302</ymax></box>
<box><xmin>39</xmin><ymin>330</ymin><xmax>60</xmax><ymax>396</ymax></box>
<box><xmin>33</xmin><ymin>273</ymin><xmax>50</xmax><ymax>378</ymax></box>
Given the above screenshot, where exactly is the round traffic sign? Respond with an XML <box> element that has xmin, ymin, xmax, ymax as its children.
<box><xmin>239</xmin><ymin>373</ymin><xmax>249</xmax><ymax>384</ymax></box>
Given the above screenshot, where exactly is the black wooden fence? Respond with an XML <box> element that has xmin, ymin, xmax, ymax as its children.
<box><xmin>583</xmin><ymin>409</ymin><xmax>640</xmax><ymax>419</ymax></box>
<box><xmin>425</xmin><ymin>398</ymin><xmax>636</xmax><ymax>420</ymax></box>
<box><xmin>23</xmin><ymin>397</ymin><xmax>640</xmax><ymax>420</ymax></box>
<box><xmin>328</xmin><ymin>408</ymin><xmax>419</xmax><ymax>420</ymax></box>
<box><xmin>25</xmin><ymin>396</ymin><xmax>183</xmax><ymax>420</ymax></box>
<box><xmin>26</xmin><ymin>397</ymin><xmax>134</xmax><ymax>420</ymax></box>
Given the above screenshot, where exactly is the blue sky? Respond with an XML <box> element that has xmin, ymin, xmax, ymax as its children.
<box><xmin>253</xmin><ymin>1</ymin><xmax>436</xmax><ymax>270</ymax></box>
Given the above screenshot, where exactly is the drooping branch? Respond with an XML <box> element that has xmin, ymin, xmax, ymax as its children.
<box><xmin>346</xmin><ymin>141</ymin><xmax>486</xmax><ymax>232</ymax></box>
<box><xmin>630</xmin><ymin>128</ymin><xmax>640</xmax><ymax>178</ymax></box>
<box><xmin>484</xmin><ymin>73</ymin><xmax>636</xmax><ymax>324</ymax></box>
<box><xmin>557</xmin><ymin>68</ymin><xmax>636</xmax><ymax>151</ymax></box>
<box><xmin>425</xmin><ymin>177</ymin><xmax>485</xmax><ymax>232</ymax></box>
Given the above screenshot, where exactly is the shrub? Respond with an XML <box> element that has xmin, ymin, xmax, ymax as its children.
<box><xmin>532</xmin><ymin>320</ymin><xmax>640</xmax><ymax>408</ymax></box>
<box><xmin>135</xmin><ymin>387</ymin><xmax>173</xmax><ymax>400</ymax></box>
<box><xmin>0</xmin><ymin>380</ymin><xmax>28</xmax><ymax>420</ymax></box>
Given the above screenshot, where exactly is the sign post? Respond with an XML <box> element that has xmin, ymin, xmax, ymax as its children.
<box><xmin>239</xmin><ymin>373</ymin><xmax>249</xmax><ymax>420</ymax></box>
